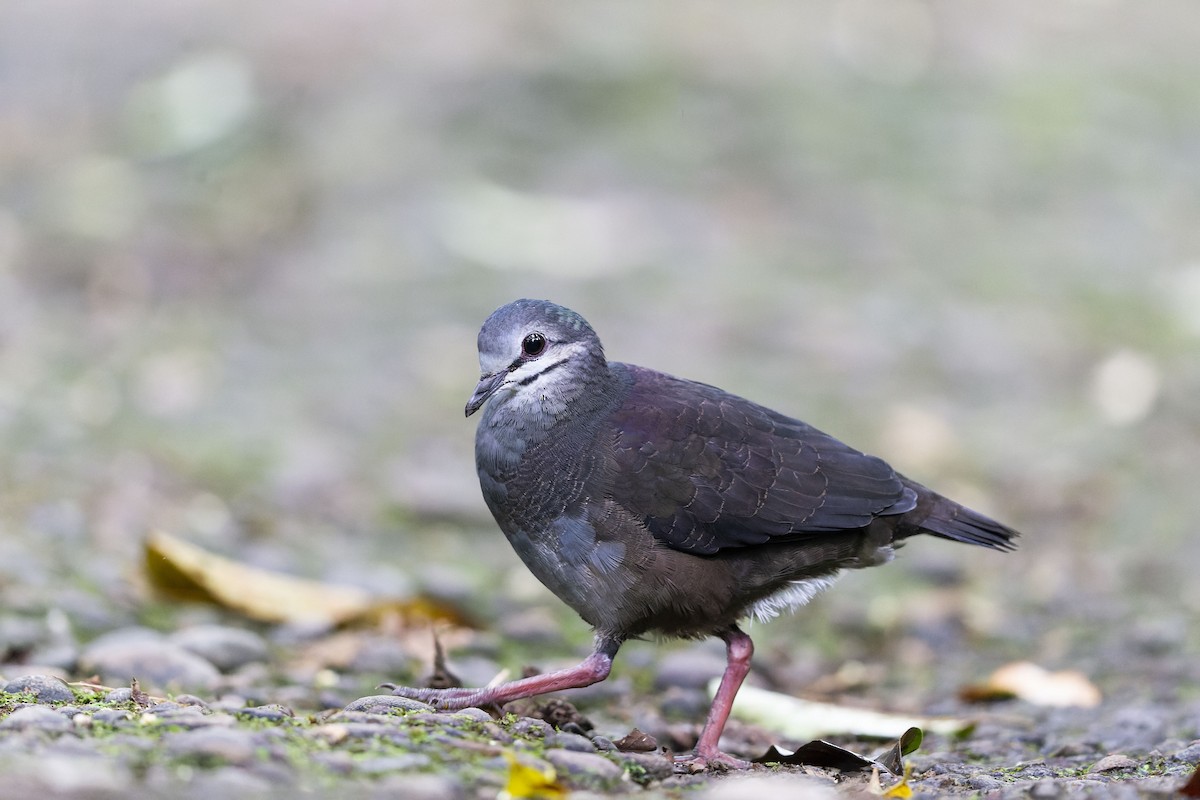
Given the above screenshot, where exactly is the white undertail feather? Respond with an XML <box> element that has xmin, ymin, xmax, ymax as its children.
<box><xmin>747</xmin><ymin>573</ymin><xmax>842</xmax><ymax>623</ymax></box>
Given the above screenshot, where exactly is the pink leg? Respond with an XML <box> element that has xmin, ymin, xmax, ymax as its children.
<box><xmin>676</xmin><ymin>626</ymin><xmax>754</xmax><ymax>771</ymax></box>
<box><xmin>386</xmin><ymin>638</ymin><xmax>617</xmax><ymax>710</ymax></box>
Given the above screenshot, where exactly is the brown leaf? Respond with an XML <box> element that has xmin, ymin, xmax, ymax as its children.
<box><xmin>1181</xmin><ymin>763</ymin><xmax>1200</xmax><ymax>798</ymax></box>
<box><xmin>143</xmin><ymin>530</ymin><xmax>471</xmax><ymax>628</ymax></box>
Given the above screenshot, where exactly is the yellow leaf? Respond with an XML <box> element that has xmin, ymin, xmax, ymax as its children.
<box><xmin>498</xmin><ymin>751</ymin><xmax>567</xmax><ymax>800</ymax></box>
<box><xmin>883</xmin><ymin>763</ymin><xmax>914</xmax><ymax>798</ymax></box>
<box><xmin>143</xmin><ymin>531</ymin><xmax>470</xmax><ymax>628</ymax></box>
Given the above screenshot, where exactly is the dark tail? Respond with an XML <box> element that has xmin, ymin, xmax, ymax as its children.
<box><xmin>899</xmin><ymin>478</ymin><xmax>1020</xmax><ymax>552</ymax></box>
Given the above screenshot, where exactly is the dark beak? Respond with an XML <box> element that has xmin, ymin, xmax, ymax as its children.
<box><xmin>465</xmin><ymin>371</ymin><xmax>507</xmax><ymax>417</ymax></box>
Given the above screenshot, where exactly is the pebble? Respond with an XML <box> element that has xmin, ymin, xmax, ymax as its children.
<box><xmin>511</xmin><ymin>717</ymin><xmax>553</xmax><ymax>738</ymax></box>
<box><xmin>355</xmin><ymin>753</ymin><xmax>434</xmax><ymax>773</ymax></box>
<box><xmin>0</xmin><ymin>705</ymin><xmax>72</xmax><ymax>733</ymax></box>
<box><xmin>346</xmin><ymin>634</ymin><xmax>412</xmax><ymax>674</ymax></box>
<box><xmin>236</xmin><ymin>704</ymin><xmax>294</xmax><ymax>721</ymax></box>
<box><xmin>1089</xmin><ymin>753</ymin><xmax>1138</xmax><ymax>772</ymax></box>
<box><xmin>372</xmin><ymin>773</ymin><xmax>466</xmax><ymax>800</ymax></box>
<box><xmin>0</xmin><ymin>753</ymin><xmax>130</xmax><ymax>794</ymax></box>
<box><xmin>544</xmin><ymin>749</ymin><xmax>625</xmax><ymax>788</ymax></box>
<box><xmin>695</xmin><ymin>773</ymin><xmax>838</xmax><ymax>800</ymax></box>
<box><xmin>654</xmin><ymin>642</ymin><xmax>728</xmax><ymax>690</ymax></box>
<box><xmin>169</xmin><ymin>625</ymin><xmax>269</xmax><ymax>672</ymax></box>
<box><xmin>546</xmin><ymin>730</ymin><xmax>598</xmax><ymax>752</ymax></box>
<box><xmin>1174</xmin><ymin>740</ymin><xmax>1200</xmax><ymax>764</ymax></box>
<box><xmin>162</xmin><ymin>727</ymin><xmax>266</xmax><ymax>766</ymax></box>
<box><xmin>342</xmin><ymin>694</ymin><xmax>431</xmax><ymax>713</ymax></box>
<box><xmin>3</xmin><ymin>673</ymin><xmax>75</xmax><ymax>703</ymax></box>
<box><xmin>1027</xmin><ymin>778</ymin><xmax>1062</xmax><ymax>798</ymax></box>
<box><xmin>79</xmin><ymin>628</ymin><xmax>221</xmax><ymax>691</ymax></box>
<box><xmin>618</xmin><ymin>751</ymin><xmax>675</xmax><ymax>781</ymax></box>
<box><xmin>93</xmin><ymin>708</ymin><xmax>135</xmax><ymax>725</ymax></box>
<box><xmin>451</xmin><ymin>706</ymin><xmax>495</xmax><ymax>723</ymax></box>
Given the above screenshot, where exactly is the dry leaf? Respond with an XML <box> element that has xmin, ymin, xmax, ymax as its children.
<box><xmin>719</xmin><ymin>681</ymin><xmax>971</xmax><ymax>740</ymax></box>
<box><xmin>754</xmin><ymin>726</ymin><xmax>923</xmax><ymax>776</ymax></box>
<box><xmin>963</xmin><ymin>661</ymin><xmax>1101</xmax><ymax>708</ymax></box>
<box><xmin>143</xmin><ymin>530</ymin><xmax>470</xmax><ymax>628</ymax></box>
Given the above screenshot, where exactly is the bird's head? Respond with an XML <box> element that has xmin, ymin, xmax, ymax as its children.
<box><xmin>466</xmin><ymin>299</ymin><xmax>605</xmax><ymax>417</ymax></box>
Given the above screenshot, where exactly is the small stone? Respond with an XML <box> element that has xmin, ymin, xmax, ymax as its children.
<box><xmin>92</xmin><ymin>708</ymin><xmax>134</xmax><ymax>725</ymax></box>
<box><xmin>178</xmin><ymin>766</ymin><xmax>277</xmax><ymax>797</ymax></box>
<box><xmin>162</xmin><ymin>727</ymin><xmax>263</xmax><ymax>766</ymax></box>
<box><xmin>1173</xmin><ymin>740</ymin><xmax>1200</xmax><ymax>764</ymax></box>
<box><xmin>511</xmin><ymin>717</ymin><xmax>553</xmax><ymax>738</ymax></box>
<box><xmin>309</xmin><ymin>724</ymin><xmax>351</xmax><ymax>745</ymax></box>
<box><xmin>312</xmin><ymin>750</ymin><xmax>355</xmax><ymax>773</ymax></box>
<box><xmin>0</xmin><ymin>753</ymin><xmax>130</xmax><ymax>794</ymax></box>
<box><xmin>544</xmin><ymin>749</ymin><xmax>624</xmax><ymax>789</ymax></box>
<box><xmin>0</xmin><ymin>705</ymin><xmax>72</xmax><ymax>732</ymax></box>
<box><xmin>612</xmin><ymin>727</ymin><xmax>659</xmax><ymax>752</ymax></box>
<box><xmin>169</xmin><ymin>624</ymin><xmax>269</xmax><ymax>672</ymax></box>
<box><xmin>1089</xmin><ymin>753</ymin><xmax>1138</xmax><ymax>773</ymax></box>
<box><xmin>343</xmin><ymin>694</ymin><xmax>430</xmax><ymax>713</ymax></box>
<box><xmin>79</xmin><ymin>628</ymin><xmax>220</xmax><ymax>692</ymax></box>
<box><xmin>967</xmin><ymin>774</ymin><xmax>1004</xmax><ymax>792</ymax></box>
<box><xmin>618</xmin><ymin>751</ymin><xmax>675</xmax><ymax>782</ymax></box>
<box><xmin>655</xmin><ymin>642</ymin><xmax>728</xmax><ymax>690</ymax></box>
<box><xmin>23</xmin><ymin>642</ymin><xmax>79</xmax><ymax>671</ymax></box>
<box><xmin>373</xmin><ymin>773</ymin><xmax>465</xmax><ymax>800</ymax></box>
<box><xmin>104</xmin><ymin>688</ymin><xmax>134</xmax><ymax>704</ymax></box>
<box><xmin>157</xmin><ymin>709</ymin><xmax>236</xmax><ymax>730</ymax></box>
<box><xmin>591</xmin><ymin>735</ymin><xmax>617</xmax><ymax>752</ymax></box>
<box><xmin>347</xmin><ymin>635</ymin><xmax>411</xmax><ymax>674</ymax></box>
<box><xmin>451</xmin><ymin>706</ymin><xmax>494</xmax><ymax>723</ymax></box>
<box><xmin>0</xmin><ymin>615</ymin><xmax>45</xmax><ymax>656</ymax></box>
<box><xmin>309</xmin><ymin>721</ymin><xmax>413</xmax><ymax>745</ymax></box>
<box><xmin>147</xmin><ymin>701</ymin><xmax>184</xmax><ymax>713</ymax></box>
<box><xmin>1028</xmin><ymin>778</ymin><xmax>1062</xmax><ymax>799</ymax></box>
<box><xmin>696</xmin><ymin>773</ymin><xmax>838</xmax><ymax>800</ymax></box>
<box><xmin>3</xmin><ymin>674</ymin><xmax>75</xmax><ymax>703</ymax></box>
<box><xmin>546</xmin><ymin>731</ymin><xmax>597</xmax><ymax>752</ymax></box>
<box><xmin>355</xmin><ymin>754</ymin><xmax>434</xmax><ymax>774</ymax></box>
<box><xmin>237</xmin><ymin>704</ymin><xmax>294</xmax><ymax>721</ymax></box>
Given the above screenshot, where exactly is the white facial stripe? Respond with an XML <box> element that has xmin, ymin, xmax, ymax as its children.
<box><xmin>504</xmin><ymin>341</ymin><xmax>589</xmax><ymax>387</ymax></box>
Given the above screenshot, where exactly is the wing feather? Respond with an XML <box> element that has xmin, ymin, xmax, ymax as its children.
<box><xmin>607</xmin><ymin>365</ymin><xmax>913</xmax><ymax>555</ymax></box>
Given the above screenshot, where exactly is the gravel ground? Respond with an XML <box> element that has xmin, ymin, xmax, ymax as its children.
<box><xmin>1</xmin><ymin>578</ymin><xmax>1197</xmax><ymax>800</ymax></box>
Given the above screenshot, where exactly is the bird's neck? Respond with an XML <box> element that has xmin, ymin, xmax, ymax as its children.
<box><xmin>476</xmin><ymin>359</ymin><xmax>624</xmax><ymax>478</ymax></box>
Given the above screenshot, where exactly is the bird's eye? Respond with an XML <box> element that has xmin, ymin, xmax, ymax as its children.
<box><xmin>521</xmin><ymin>332</ymin><xmax>547</xmax><ymax>357</ymax></box>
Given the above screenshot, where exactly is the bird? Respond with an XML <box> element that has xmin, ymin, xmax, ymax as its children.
<box><xmin>389</xmin><ymin>298</ymin><xmax>1019</xmax><ymax>770</ymax></box>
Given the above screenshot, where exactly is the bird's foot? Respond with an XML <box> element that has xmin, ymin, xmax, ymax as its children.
<box><xmin>673</xmin><ymin>749</ymin><xmax>752</xmax><ymax>773</ymax></box>
<box><xmin>380</xmin><ymin>683</ymin><xmax>485</xmax><ymax>710</ymax></box>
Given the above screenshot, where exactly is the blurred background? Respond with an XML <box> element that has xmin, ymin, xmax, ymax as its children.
<box><xmin>1</xmin><ymin>0</ymin><xmax>1198</xmax><ymax>703</ymax></box>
